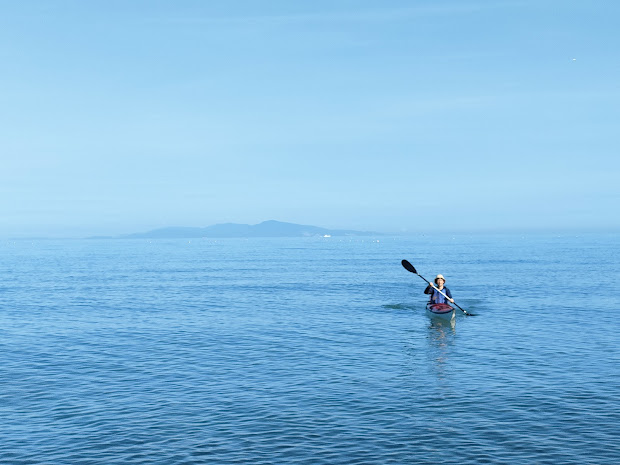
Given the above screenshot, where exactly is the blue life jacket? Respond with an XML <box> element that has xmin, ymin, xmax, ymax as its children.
<box><xmin>424</xmin><ymin>285</ymin><xmax>452</xmax><ymax>304</ymax></box>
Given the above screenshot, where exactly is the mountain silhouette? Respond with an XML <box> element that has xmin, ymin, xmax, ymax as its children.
<box><xmin>122</xmin><ymin>220</ymin><xmax>377</xmax><ymax>238</ymax></box>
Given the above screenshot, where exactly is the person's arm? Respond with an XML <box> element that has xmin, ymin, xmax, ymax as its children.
<box><xmin>445</xmin><ymin>287</ymin><xmax>454</xmax><ymax>303</ymax></box>
<box><xmin>424</xmin><ymin>284</ymin><xmax>434</xmax><ymax>294</ymax></box>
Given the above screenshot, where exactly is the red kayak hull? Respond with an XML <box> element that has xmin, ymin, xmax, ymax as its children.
<box><xmin>426</xmin><ymin>303</ymin><xmax>455</xmax><ymax>319</ymax></box>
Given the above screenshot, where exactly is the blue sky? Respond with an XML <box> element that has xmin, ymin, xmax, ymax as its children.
<box><xmin>1</xmin><ymin>0</ymin><xmax>618</xmax><ymax>237</ymax></box>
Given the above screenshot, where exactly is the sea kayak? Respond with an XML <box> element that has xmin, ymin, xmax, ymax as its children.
<box><xmin>426</xmin><ymin>302</ymin><xmax>455</xmax><ymax>320</ymax></box>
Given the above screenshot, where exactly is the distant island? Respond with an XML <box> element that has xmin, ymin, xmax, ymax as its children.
<box><xmin>118</xmin><ymin>220</ymin><xmax>379</xmax><ymax>239</ymax></box>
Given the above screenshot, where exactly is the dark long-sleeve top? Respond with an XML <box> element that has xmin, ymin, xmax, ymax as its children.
<box><xmin>424</xmin><ymin>285</ymin><xmax>452</xmax><ymax>304</ymax></box>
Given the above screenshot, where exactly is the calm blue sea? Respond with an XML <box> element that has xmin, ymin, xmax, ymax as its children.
<box><xmin>1</xmin><ymin>234</ymin><xmax>619</xmax><ymax>464</ymax></box>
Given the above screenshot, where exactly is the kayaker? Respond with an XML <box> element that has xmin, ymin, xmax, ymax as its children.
<box><xmin>424</xmin><ymin>274</ymin><xmax>455</xmax><ymax>304</ymax></box>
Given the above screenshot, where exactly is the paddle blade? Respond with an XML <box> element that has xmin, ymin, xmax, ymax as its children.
<box><xmin>401</xmin><ymin>259</ymin><xmax>417</xmax><ymax>274</ymax></box>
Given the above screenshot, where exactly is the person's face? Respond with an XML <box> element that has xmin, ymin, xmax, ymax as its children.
<box><xmin>436</xmin><ymin>278</ymin><xmax>445</xmax><ymax>287</ymax></box>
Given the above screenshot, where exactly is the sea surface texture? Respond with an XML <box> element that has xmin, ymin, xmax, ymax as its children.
<box><xmin>1</xmin><ymin>234</ymin><xmax>619</xmax><ymax>464</ymax></box>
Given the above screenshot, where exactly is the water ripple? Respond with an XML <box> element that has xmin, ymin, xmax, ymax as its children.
<box><xmin>1</xmin><ymin>235</ymin><xmax>619</xmax><ymax>464</ymax></box>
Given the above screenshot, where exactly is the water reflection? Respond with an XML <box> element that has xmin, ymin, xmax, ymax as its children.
<box><xmin>429</xmin><ymin>316</ymin><xmax>456</xmax><ymax>335</ymax></box>
<box><xmin>427</xmin><ymin>317</ymin><xmax>456</xmax><ymax>379</ymax></box>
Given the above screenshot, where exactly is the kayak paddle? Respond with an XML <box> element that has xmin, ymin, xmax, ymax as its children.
<box><xmin>401</xmin><ymin>259</ymin><xmax>476</xmax><ymax>316</ymax></box>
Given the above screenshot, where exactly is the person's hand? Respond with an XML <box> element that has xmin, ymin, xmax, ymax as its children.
<box><xmin>448</xmin><ymin>298</ymin><xmax>454</xmax><ymax>303</ymax></box>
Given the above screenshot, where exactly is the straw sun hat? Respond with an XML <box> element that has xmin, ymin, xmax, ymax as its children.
<box><xmin>434</xmin><ymin>274</ymin><xmax>446</xmax><ymax>284</ymax></box>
